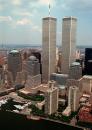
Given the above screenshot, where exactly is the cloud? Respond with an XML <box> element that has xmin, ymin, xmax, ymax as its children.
<box><xmin>13</xmin><ymin>10</ymin><xmax>32</xmax><ymax>17</ymax></box>
<box><xmin>17</xmin><ymin>12</ymin><xmax>32</xmax><ymax>17</ymax></box>
<box><xmin>29</xmin><ymin>0</ymin><xmax>56</xmax><ymax>9</ymax></box>
<box><xmin>32</xmin><ymin>25</ymin><xmax>41</xmax><ymax>32</ymax></box>
<box><xmin>12</xmin><ymin>0</ymin><xmax>21</xmax><ymax>6</ymax></box>
<box><xmin>39</xmin><ymin>0</ymin><xmax>56</xmax><ymax>6</ymax></box>
<box><xmin>16</xmin><ymin>18</ymin><xmax>31</xmax><ymax>25</ymax></box>
<box><xmin>0</xmin><ymin>16</ymin><xmax>12</xmax><ymax>22</ymax></box>
<box><xmin>59</xmin><ymin>0</ymin><xmax>92</xmax><ymax>12</ymax></box>
<box><xmin>0</xmin><ymin>5</ymin><xmax>3</xmax><ymax>11</ymax></box>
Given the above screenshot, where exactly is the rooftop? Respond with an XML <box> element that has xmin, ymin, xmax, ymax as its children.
<box><xmin>71</xmin><ymin>62</ymin><xmax>80</xmax><ymax>66</ymax></box>
<box><xmin>43</xmin><ymin>17</ymin><xmax>57</xmax><ymax>21</ymax></box>
<box><xmin>52</xmin><ymin>73</ymin><xmax>68</xmax><ymax>77</ymax></box>
<box><xmin>62</xmin><ymin>106</ymin><xmax>71</xmax><ymax>116</ymax></box>
<box><xmin>59</xmin><ymin>85</ymin><xmax>66</xmax><ymax>89</ymax></box>
<box><xmin>63</xmin><ymin>16</ymin><xmax>77</xmax><ymax>21</ymax></box>
<box><xmin>28</xmin><ymin>55</ymin><xmax>37</xmax><ymax>61</ymax></box>
<box><xmin>83</xmin><ymin>75</ymin><xmax>92</xmax><ymax>80</ymax></box>
<box><xmin>10</xmin><ymin>50</ymin><xmax>19</xmax><ymax>53</ymax></box>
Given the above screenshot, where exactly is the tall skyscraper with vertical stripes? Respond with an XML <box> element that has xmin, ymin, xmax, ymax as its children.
<box><xmin>61</xmin><ymin>17</ymin><xmax>77</xmax><ymax>74</ymax></box>
<box><xmin>42</xmin><ymin>17</ymin><xmax>57</xmax><ymax>83</ymax></box>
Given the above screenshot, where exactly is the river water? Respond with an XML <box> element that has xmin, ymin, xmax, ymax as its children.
<box><xmin>0</xmin><ymin>110</ymin><xmax>84</xmax><ymax>130</ymax></box>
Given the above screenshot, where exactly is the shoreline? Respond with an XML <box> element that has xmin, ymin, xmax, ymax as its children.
<box><xmin>3</xmin><ymin>109</ymin><xmax>85</xmax><ymax>129</ymax></box>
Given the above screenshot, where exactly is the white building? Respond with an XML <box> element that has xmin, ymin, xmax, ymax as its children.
<box><xmin>80</xmin><ymin>75</ymin><xmax>92</xmax><ymax>94</ymax></box>
<box><xmin>68</xmin><ymin>86</ymin><xmax>80</xmax><ymax>112</ymax></box>
<box><xmin>45</xmin><ymin>81</ymin><xmax>58</xmax><ymax>115</ymax></box>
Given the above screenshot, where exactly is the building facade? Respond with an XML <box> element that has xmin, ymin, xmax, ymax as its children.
<box><xmin>42</xmin><ymin>17</ymin><xmax>57</xmax><ymax>83</ymax></box>
<box><xmin>69</xmin><ymin>62</ymin><xmax>82</xmax><ymax>80</ymax></box>
<box><xmin>68</xmin><ymin>86</ymin><xmax>80</xmax><ymax>112</ymax></box>
<box><xmin>45</xmin><ymin>81</ymin><xmax>58</xmax><ymax>115</ymax></box>
<box><xmin>8</xmin><ymin>50</ymin><xmax>22</xmax><ymax>82</ymax></box>
<box><xmin>25</xmin><ymin>74</ymin><xmax>41</xmax><ymax>88</ymax></box>
<box><xmin>23</xmin><ymin>55</ymin><xmax>40</xmax><ymax>76</ymax></box>
<box><xmin>80</xmin><ymin>75</ymin><xmax>92</xmax><ymax>94</ymax></box>
<box><xmin>85</xmin><ymin>48</ymin><xmax>92</xmax><ymax>75</ymax></box>
<box><xmin>50</xmin><ymin>73</ymin><xmax>68</xmax><ymax>86</ymax></box>
<box><xmin>61</xmin><ymin>17</ymin><xmax>77</xmax><ymax>74</ymax></box>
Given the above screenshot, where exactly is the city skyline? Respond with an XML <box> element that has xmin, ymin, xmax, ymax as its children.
<box><xmin>0</xmin><ymin>0</ymin><xmax>92</xmax><ymax>46</ymax></box>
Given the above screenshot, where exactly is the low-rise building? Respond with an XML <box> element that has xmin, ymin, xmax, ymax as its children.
<box><xmin>62</xmin><ymin>106</ymin><xmax>71</xmax><ymax>116</ymax></box>
<box><xmin>78</xmin><ymin>106</ymin><xmax>92</xmax><ymax>123</ymax></box>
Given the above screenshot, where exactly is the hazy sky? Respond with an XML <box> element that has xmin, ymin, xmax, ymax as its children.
<box><xmin>0</xmin><ymin>0</ymin><xmax>92</xmax><ymax>46</ymax></box>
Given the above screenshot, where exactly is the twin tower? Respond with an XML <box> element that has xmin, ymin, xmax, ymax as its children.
<box><xmin>42</xmin><ymin>16</ymin><xmax>77</xmax><ymax>83</ymax></box>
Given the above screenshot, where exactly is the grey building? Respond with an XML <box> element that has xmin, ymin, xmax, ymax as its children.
<box><xmin>69</xmin><ymin>62</ymin><xmax>82</xmax><ymax>80</ymax></box>
<box><xmin>61</xmin><ymin>17</ymin><xmax>77</xmax><ymax>74</ymax></box>
<box><xmin>8</xmin><ymin>50</ymin><xmax>22</xmax><ymax>82</ymax></box>
<box><xmin>23</xmin><ymin>55</ymin><xmax>40</xmax><ymax>76</ymax></box>
<box><xmin>50</xmin><ymin>73</ymin><xmax>68</xmax><ymax>85</ymax></box>
<box><xmin>42</xmin><ymin>17</ymin><xmax>57</xmax><ymax>83</ymax></box>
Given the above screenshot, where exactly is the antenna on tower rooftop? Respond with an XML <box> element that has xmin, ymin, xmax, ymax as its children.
<box><xmin>49</xmin><ymin>2</ymin><xmax>51</xmax><ymax>17</ymax></box>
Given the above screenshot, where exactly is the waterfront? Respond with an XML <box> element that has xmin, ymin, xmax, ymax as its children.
<box><xmin>0</xmin><ymin>110</ymin><xmax>84</xmax><ymax>130</ymax></box>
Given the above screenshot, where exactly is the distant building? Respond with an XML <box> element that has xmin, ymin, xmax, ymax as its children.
<box><xmin>68</xmin><ymin>86</ymin><xmax>80</xmax><ymax>112</ymax></box>
<box><xmin>0</xmin><ymin>49</ymin><xmax>8</xmax><ymax>57</ymax></box>
<box><xmin>45</xmin><ymin>80</ymin><xmax>58</xmax><ymax>115</ymax></box>
<box><xmin>61</xmin><ymin>17</ymin><xmax>77</xmax><ymax>74</ymax></box>
<box><xmin>50</xmin><ymin>73</ymin><xmax>68</xmax><ymax>85</ymax></box>
<box><xmin>57</xmin><ymin>52</ymin><xmax>62</xmax><ymax>73</ymax></box>
<box><xmin>8</xmin><ymin>50</ymin><xmax>22</xmax><ymax>82</ymax></box>
<box><xmin>76</xmin><ymin>50</ymin><xmax>81</xmax><ymax>60</ymax></box>
<box><xmin>32</xmin><ymin>51</ymin><xmax>42</xmax><ymax>74</ymax></box>
<box><xmin>32</xmin><ymin>51</ymin><xmax>41</xmax><ymax>64</ymax></box>
<box><xmin>0</xmin><ymin>65</ymin><xmax>4</xmax><ymax>82</ymax></box>
<box><xmin>3</xmin><ymin>71</ymin><xmax>13</xmax><ymax>88</ymax></box>
<box><xmin>69</xmin><ymin>62</ymin><xmax>82</xmax><ymax>80</ymax></box>
<box><xmin>42</xmin><ymin>17</ymin><xmax>57</xmax><ymax>83</ymax></box>
<box><xmin>84</xmin><ymin>48</ymin><xmax>92</xmax><ymax>75</ymax></box>
<box><xmin>23</xmin><ymin>55</ymin><xmax>40</xmax><ymax>76</ymax></box>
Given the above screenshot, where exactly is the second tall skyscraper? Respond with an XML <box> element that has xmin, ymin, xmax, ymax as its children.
<box><xmin>61</xmin><ymin>17</ymin><xmax>77</xmax><ymax>74</ymax></box>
